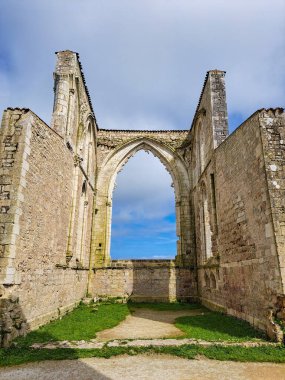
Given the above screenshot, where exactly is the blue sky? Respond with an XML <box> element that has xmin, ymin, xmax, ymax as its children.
<box><xmin>0</xmin><ymin>1</ymin><xmax>284</xmax><ymax>259</ymax></box>
<box><xmin>111</xmin><ymin>151</ymin><xmax>177</xmax><ymax>259</ymax></box>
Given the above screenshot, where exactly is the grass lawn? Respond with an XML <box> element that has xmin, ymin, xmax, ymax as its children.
<box><xmin>175</xmin><ymin>312</ymin><xmax>266</xmax><ymax>342</ymax></box>
<box><xmin>15</xmin><ymin>301</ymin><xmax>266</xmax><ymax>347</ymax></box>
<box><xmin>15</xmin><ymin>303</ymin><xmax>129</xmax><ymax>347</ymax></box>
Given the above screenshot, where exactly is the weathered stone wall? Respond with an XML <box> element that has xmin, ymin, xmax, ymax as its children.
<box><xmin>0</xmin><ymin>50</ymin><xmax>97</xmax><ymax>346</ymax></box>
<box><xmin>50</xmin><ymin>50</ymin><xmax>98</xmax><ymax>266</ymax></box>
<box><xmin>0</xmin><ymin>109</ymin><xmax>93</xmax><ymax>346</ymax></box>
<box><xmin>191</xmin><ymin>109</ymin><xmax>285</xmax><ymax>337</ymax></box>
<box><xmin>259</xmin><ymin>109</ymin><xmax>285</xmax><ymax>293</ymax></box>
<box><xmin>91</xmin><ymin>260</ymin><xmax>197</xmax><ymax>302</ymax></box>
<box><xmin>188</xmin><ymin>70</ymin><xmax>229</xmax><ymax>188</ymax></box>
<box><xmin>97</xmin><ymin>129</ymin><xmax>188</xmax><ymax>169</ymax></box>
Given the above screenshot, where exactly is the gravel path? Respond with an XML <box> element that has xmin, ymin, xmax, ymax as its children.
<box><xmin>1</xmin><ymin>354</ymin><xmax>285</xmax><ymax>380</ymax></box>
<box><xmin>96</xmin><ymin>308</ymin><xmax>204</xmax><ymax>341</ymax></box>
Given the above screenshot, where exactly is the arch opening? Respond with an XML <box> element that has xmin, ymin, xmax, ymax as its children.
<box><xmin>93</xmin><ymin>136</ymin><xmax>191</xmax><ymax>267</ymax></box>
<box><xmin>110</xmin><ymin>150</ymin><xmax>177</xmax><ymax>260</ymax></box>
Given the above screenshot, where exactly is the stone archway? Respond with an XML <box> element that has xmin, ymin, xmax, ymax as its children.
<box><xmin>91</xmin><ymin>130</ymin><xmax>193</xmax><ymax>268</ymax></box>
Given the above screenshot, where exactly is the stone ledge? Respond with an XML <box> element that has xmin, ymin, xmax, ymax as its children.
<box><xmin>93</xmin><ymin>260</ymin><xmax>196</xmax><ymax>270</ymax></box>
<box><xmin>200</xmin><ymin>298</ymin><xmax>227</xmax><ymax>313</ymax></box>
<box><xmin>31</xmin><ymin>338</ymin><xmax>278</xmax><ymax>350</ymax></box>
<box><xmin>55</xmin><ymin>263</ymin><xmax>89</xmax><ymax>271</ymax></box>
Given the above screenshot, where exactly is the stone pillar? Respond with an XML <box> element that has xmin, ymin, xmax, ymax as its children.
<box><xmin>208</xmin><ymin>70</ymin><xmax>229</xmax><ymax>148</ymax></box>
<box><xmin>51</xmin><ymin>50</ymin><xmax>77</xmax><ymax>140</ymax></box>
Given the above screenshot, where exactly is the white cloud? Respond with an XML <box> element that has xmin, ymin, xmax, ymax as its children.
<box><xmin>112</xmin><ymin>151</ymin><xmax>175</xmax><ymax>223</ymax></box>
<box><xmin>0</xmin><ymin>0</ymin><xmax>284</xmax><ymax>126</ymax></box>
<box><xmin>1</xmin><ymin>1</ymin><xmax>284</xmax><ymax>257</ymax></box>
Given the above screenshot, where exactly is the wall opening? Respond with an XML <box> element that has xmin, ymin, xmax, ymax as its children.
<box><xmin>196</xmin><ymin>121</ymin><xmax>205</xmax><ymax>176</ymax></box>
<box><xmin>200</xmin><ymin>184</ymin><xmax>213</xmax><ymax>261</ymax></box>
<box><xmin>110</xmin><ymin>150</ymin><xmax>176</xmax><ymax>260</ymax></box>
<box><xmin>210</xmin><ymin>173</ymin><xmax>218</xmax><ymax>233</ymax></box>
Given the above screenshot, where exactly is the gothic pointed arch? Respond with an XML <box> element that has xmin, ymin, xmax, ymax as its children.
<box><xmin>91</xmin><ymin>131</ymin><xmax>193</xmax><ymax>268</ymax></box>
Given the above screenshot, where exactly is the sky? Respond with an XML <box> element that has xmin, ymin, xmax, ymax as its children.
<box><xmin>0</xmin><ymin>1</ymin><xmax>284</xmax><ymax>259</ymax></box>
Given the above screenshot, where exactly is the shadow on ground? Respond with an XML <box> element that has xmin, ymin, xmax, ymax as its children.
<box><xmin>0</xmin><ymin>358</ymin><xmax>111</xmax><ymax>380</ymax></box>
<box><xmin>126</xmin><ymin>303</ymin><xmax>265</xmax><ymax>341</ymax></box>
<box><xmin>0</xmin><ymin>301</ymin><xmax>111</xmax><ymax>379</ymax></box>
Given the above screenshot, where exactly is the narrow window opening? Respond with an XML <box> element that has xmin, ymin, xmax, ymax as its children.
<box><xmin>200</xmin><ymin>184</ymin><xmax>213</xmax><ymax>261</ymax></box>
<box><xmin>210</xmin><ymin>173</ymin><xmax>218</xmax><ymax>233</ymax></box>
<box><xmin>196</xmin><ymin>122</ymin><xmax>201</xmax><ymax>177</ymax></box>
<box><xmin>82</xmin><ymin>180</ymin><xmax>87</xmax><ymax>194</ymax></box>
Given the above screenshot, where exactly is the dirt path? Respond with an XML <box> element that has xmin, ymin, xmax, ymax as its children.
<box><xmin>96</xmin><ymin>308</ymin><xmax>204</xmax><ymax>341</ymax></box>
<box><xmin>1</xmin><ymin>354</ymin><xmax>285</xmax><ymax>380</ymax></box>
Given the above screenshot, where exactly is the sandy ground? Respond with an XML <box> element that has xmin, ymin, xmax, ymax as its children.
<box><xmin>96</xmin><ymin>308</ymin><xmax>204</xmax><ymax>341</ymax></box>
<box><xmin>1</xmin><ymin>354</ymin><xmax>285</xmax><ymax>380</ymax></box>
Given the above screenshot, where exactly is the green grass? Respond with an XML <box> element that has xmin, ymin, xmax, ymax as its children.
<box><xmin>175</xmin><ymin>312</ymin><xmax>266</xmax><ymax>342</ymax></box>
<box><xmin>0</xmin><ymin>344</ymin><xmax>285</xmax><ymax>367</ymax></box>
<box><xmin>128</xmin><ymin>302</ymin><xmax>205</xmax><ymax>312</ymax></box>
<box><xmin>3</xmin><ymin>301</ymin><xmax>282</xmax><ymax>367</ymax></box>
<box><xmin>15</xmin><ymin>303</ymin><xmax>129</xmax><ymax>347</ymax></box>
<box><xmin>14</xmin><ymin>301</ymin><xmax>265</xmax><ymax>347</ymax></box>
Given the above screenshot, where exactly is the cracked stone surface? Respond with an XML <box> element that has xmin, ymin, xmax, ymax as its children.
<box><xmin>31</xmin><ymin>338</ymin><xmax>277</xmax><ymax>350</ymax></box>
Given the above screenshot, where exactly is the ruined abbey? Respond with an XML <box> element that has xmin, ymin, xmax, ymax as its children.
<box><xmin>0</xmin><ymin>50</ymin><xmax>284</xmax><ymax>347</ymax></box>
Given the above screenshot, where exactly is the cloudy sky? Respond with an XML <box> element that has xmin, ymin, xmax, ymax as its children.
<box><xmin>1</xmin><ymin>1</ymin><xmax>284</xmax><ymax>259</ymax></box>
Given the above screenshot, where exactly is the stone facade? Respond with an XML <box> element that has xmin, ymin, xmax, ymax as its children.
<box><xmin>192</xmin><ymin>109</ymin><xmax>285</xmax><ymax>336</ymax></box>
<box><xmin>0</xmin><ymin>50</ymin><xmax>284</xmax><ymax>346</ymax></box>
<box><xmin>91</xmin><ymin>260</ymin><xmax>196</xmax><ymax>303</ymax></box>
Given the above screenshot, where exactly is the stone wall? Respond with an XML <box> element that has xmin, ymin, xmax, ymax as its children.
<box><xmin>189</xmin><ymin>70</ymin><xmax>229</xmax><ymax>188</ymax></box>
<box><xmin>91</xmin><ymin>260</ymin><xmax>197</xmax><ymax>302</ymax></box>
<box><xmin>191</xmin><ymin>109</ymin><xmax>285</xmax><ymax>338</ymax></box>
<box><xmin>0</xmin><ymin>109</ymin><xmax>94</xmax><ymax>346</ymax></box>
<box><xmin>0</xmin><ymin>51</ymin><xmax>97</xmax><ymax>347</ymax></box>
